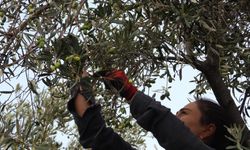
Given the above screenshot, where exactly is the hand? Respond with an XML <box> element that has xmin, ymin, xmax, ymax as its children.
<box><xmin>74</xmin><ymin>93</ymin><xmax>90</xmax><ymax>117</ymax></box>
<box><xmin>68</xmin><ymin>70</ymin><xmax>95</xmax><ymax>116</ymax></box>
<box><xmin>95</xmin><ymin>69</ymin><xmax>138</xmax><ymax>101</ymax></box>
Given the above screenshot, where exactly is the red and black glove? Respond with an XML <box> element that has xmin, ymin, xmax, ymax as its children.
<box><xmin>94</xmin><ymin>70</ymin><xmax>137</xmax><ymax>101</ymax></box>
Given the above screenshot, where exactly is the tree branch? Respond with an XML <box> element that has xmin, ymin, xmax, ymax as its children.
<box><xmin>183</xmin><ymin>28</ymin><xmax>250</xmax><ymax>145</ymax></box>
<box><xmin>3</xmin><ymin>4</ymin><xmax>51</xmax><ymax>54</ymax></box>
<box><xmin>202</xmin><ymin>47</ymin><xmax>250</xmax><ymax>146</ymax></box>
<box><xmin>239</xmin><ymin>87</ymin><xmax>250</xmax><ymax>114</ymax></box>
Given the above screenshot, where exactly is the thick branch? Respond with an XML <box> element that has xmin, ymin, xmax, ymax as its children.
<box><xmin>184</xmin><ymin>39</ymin><xmax>250</xmax><ymax>144</ymax></box>
<box><xmin>202</xmin><ymin>47</ymin><xmax>242</xmax><ymax>122</ymax></box>
<box><xmin>201</xmin><ymin>47</ymin><xmax>250</xmax><ymax>146</ymax></box>
<box><xmin>204</xmin><ymin>67</ymin><xmax>250</xmax><ymax>146</ymax></box>
<box><xmin>205</xmin><ymin>69</ymin><xmax>244</xmax><ymax>124</ymax></box>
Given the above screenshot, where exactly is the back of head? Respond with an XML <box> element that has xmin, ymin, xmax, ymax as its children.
<box><xmin>195</xmin><ymin>98</ymin><xmax>232</xmax><ymax>150</ymax></box>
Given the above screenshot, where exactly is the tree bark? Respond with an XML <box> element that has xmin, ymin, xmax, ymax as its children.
<box><xmin>203</xmin><ymin>68</ymin><xmax>244</xmax><ymax>125</ymax></box>
<box><xmin>196</xmin><ymin>47</ymin><xmax>250</xmax><ymax>147</ymax></box>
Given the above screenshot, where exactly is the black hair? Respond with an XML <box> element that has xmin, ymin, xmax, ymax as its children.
<box><xmin>195</xmin><ymin>98</ymin><xmax>232</xmax><ymax>150</ymax></box>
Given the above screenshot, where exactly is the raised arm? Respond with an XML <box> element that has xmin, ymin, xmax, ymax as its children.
<box><xmin>130</xmin><ymin>91</ymin><xmax>214</xmax><ymax>150</ymax></box>
<box><xmin>67</xmin><ymin>74</ymin><xmax>135</xmax><ymax>150</ymax></box>
<box><xmin>100</xmin><ymin>69</ymin><xmax>214</xmax><ymax>150</ymax></box>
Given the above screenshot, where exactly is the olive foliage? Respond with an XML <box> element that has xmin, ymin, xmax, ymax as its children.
<box><xmin>0</xmin><ymin>0</ymin><xmax>250</xmax><ymax>149</ymax></box>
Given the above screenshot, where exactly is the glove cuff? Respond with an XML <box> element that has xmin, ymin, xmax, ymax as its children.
<box><xmin>121</xmin><ymin>83</ymin><xmax>138</xmax><ymax>101</ymax></box>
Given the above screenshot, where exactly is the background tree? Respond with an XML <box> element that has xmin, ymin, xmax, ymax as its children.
<box><xmin>0</xmin><ymin>0</ymin><xmax>249</xmax><ymax>149</ymax></box>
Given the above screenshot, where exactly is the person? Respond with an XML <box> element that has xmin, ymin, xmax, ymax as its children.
<box><xmin>67</xmin><ymin>69</ymin><xmax>231</xmax><ymax>150</ymax></box>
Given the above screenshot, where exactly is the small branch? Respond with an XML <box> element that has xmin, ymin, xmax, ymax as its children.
<box><xmin>161</xmin><ymin>43</ymin><xmax>185</xmax><ymax>63</ymax></box>
<box><xmin>181</xmin><ymin>28</ymin><xmax>210</xmax><ymax>72</ymax></box>
<box><xmin>239</xmin><ymin>87</ymin><xmax>250</xmax><ymax>114</ymax></box>
<box><xmin>59</xmin><ymin>0</ymin><xmax>85</xmax><ymax>37</ymax></box>
<box><xmin>0</xmin><ymin>43</ymin><xmax>36</xmax><ymax>69</ymax></box>
<box><xmin>180</xmin><ymin>38</ymin><xmax>207</xmax><ymax>71</ymax></box>
<box><xmin>16</xmin><ymin>4</ymin><xmax>50</xmax><ymax>35</ymax></box>
<box><xmin>3</xmin><ymin>4</ymin><xmax>50</xmax><ymax>54</ymax></box>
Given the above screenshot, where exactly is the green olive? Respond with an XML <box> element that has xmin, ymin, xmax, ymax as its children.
<box><xmin>0</xmin><ymin>11</ymin><xmax>4</xmax><ymax>17</ymax></box>
<box><xmin>66</xmin><ymin>55</ymin><xmax>74</xmax><ymax>61</ymax></box>
<box><xmin>107</xmin><ymin>47</ymin><xmax>116</xmax><ymax>54</ymax></box>
<box><xmin>50</xmin><ymin>65</ymin><xmax>56</xmax><ymax>71</ymax></box>
<box><xmin>28</xmin><ymin>5</ymin><xmax>34</xmax><ymax>13</ymax></box>
<box><xmin>54</xmin><ymin>61</ymin><xmax>61</xmax><ymax>68</ymax></box>
<box><xmin>73</xmin><ymin>56</ymin><xmax>80</xmax><ymax>61</ymax></box>
<box><xmin>82</xmin><ymin>22</ymin><xmax>92</xmax><ymax>30</ymax></box>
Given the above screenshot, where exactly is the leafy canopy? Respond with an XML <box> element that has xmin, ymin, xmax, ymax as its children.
<box><xmin>0</xmin><ymin>0</ymin><xmax>250</xmax><ymax>149</ymax></box>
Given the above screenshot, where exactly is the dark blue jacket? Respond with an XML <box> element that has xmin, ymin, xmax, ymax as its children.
<box><xmin>68</xmin><ymin>91</ymin><xmax>214</xmax><ymax>150</ymax></box>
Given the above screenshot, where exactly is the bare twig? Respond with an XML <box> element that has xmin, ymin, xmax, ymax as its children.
<box><xmin>240</xmin><ymin>87</ymin><xmax>250</xmax><ymax>114</ymax></box>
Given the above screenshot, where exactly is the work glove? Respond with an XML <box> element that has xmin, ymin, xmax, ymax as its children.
<box><xmin>67</xmin><ymin>77</ymin><xmax>95</xmax><ymax>113</ymax></box>
<box><xmin>94</xmin><ymin>69</ymin><xmax>137</xmax><ymax>101</ymax></box>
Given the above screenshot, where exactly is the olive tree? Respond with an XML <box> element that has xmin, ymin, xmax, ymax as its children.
<box><xmin>0</xmin><ymin>0</ymin><xmax>250</xmax><ymax>149</ymax></box>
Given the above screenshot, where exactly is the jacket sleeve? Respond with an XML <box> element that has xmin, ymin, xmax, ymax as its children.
<box><xmin>68</xmin><ymin>102</ymin><xmax>136</xmax><ymax>150</ymax></box>
<box><xmin>130</xmin><ymin>91</ymin><xmax>214</xmax><ymax>150</ymax></box>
